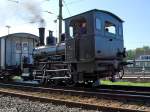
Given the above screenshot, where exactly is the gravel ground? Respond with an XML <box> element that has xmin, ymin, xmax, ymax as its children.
<box><xmin>0</xmin><ymin>95</ymin><xmax>100</xmax><ymax>112</ymax></box>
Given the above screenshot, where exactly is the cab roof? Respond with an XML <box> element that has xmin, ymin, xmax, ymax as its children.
<box><xmin>64</xmin><ymin>9</ymin><xmax>123</xmax><ymax>22</ymax></box>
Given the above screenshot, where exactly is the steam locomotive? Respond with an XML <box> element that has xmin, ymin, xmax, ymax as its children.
<box><xmin>21</xmin><ymin>9</ymin><xmax>126</xmax><ymax>87</ymax></box>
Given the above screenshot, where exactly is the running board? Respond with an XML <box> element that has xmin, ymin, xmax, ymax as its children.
<box><xmin>46</xmin><ymin>69</ymin><xmax>69</xmax><ymax>72</ymax></box>
<box><xmin>34</xmin><ymin>76</ymin><xmax>71</xmax><ymax>80</ymax></box>
<box><xmin>50</xmin><ymin>76</ymin><xmax>71</xmax><ymax>80</ymax></box>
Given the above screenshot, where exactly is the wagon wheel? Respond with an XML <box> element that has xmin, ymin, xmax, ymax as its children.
<box><xmin>2</xmin><ymin>71</ymin><xmax>11</xmax><ymax>82</ymax></box>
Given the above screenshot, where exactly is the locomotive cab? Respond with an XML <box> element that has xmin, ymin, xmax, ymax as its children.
<box><xmin>65</xmin><ymin>11</ymin><xmax>95</xmax><ymax>62</ymax></box>
<box><xmin>65</xmin><ymin>9</ymin><xmax>125</xmax><ymax>80</ymax></box>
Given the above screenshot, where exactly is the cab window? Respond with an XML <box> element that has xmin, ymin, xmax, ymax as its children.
<box><xmin>96</xmin><ymin>18</ymin><xmax>102</xmax><ymax>30</ymax></box>
<box><xmin>105</xmin><ymin>21</ymin><xmax>116</xmax><ymax>35</ymax></box>
<box><xmin>69</xmin><ymin>26</ymin><xmax>74</xmax><ymax>38</ymax></box>
<box><xmin>69</xmin><ymin>18</ymin><xmax>87</xmax><ymax>37</ymax></box>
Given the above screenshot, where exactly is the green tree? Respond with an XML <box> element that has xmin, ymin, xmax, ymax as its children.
<box><xmin>126</xmin><ymin>50</ymin><xmax>135</xmax><ymax>60</ymax></box>
<box><xmin>126</xmin><ymin>46</ymin><xmax>150</xmax><ymax>60</ymax></box>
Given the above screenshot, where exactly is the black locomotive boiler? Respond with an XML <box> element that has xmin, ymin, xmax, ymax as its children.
<box><xmin>23</xmin><ymin>9</ymin><xmax>126</xmax><ymax>86</ymax></box>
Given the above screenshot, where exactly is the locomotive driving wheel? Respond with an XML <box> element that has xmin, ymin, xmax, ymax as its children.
<box><xmin>66</xmin><ymin>79</ymin><xmax>76</xmax><ymax>87</ymax></box>
<box><xmin>47</xmin><ymin>72</ymin><xmax>59</xmax><ymax>87</ymax></box>
<box><xmin>66</xmin><ymin>64</ymin><xmax>76</xmax><ymax>87</ymax></box>
<box><xmin>49</xmin><ymin>79</ymin><xmax>59</xmax><ymax>87</ymax></box>
<box><xmin>117</xmin><ymin>68</ymin><xmax>124</xmax><ymax>79</ymax></box>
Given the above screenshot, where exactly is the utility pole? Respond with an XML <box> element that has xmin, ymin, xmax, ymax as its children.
<box><xmin>58</xmin><ymin>0</ymin><xmax>63</xmax><ymax>43</ymax></box>
<box><xmin>6</xmin><ymin>25</ymin><xmax>11</xmax><ymax>34</ymax></box>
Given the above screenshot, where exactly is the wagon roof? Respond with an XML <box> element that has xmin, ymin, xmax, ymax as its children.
<box><xmin>64</xmin><ymin>9</ymin><xmax>123</xmax><ymax>22</ymax></box>
<box><xmin>0</xmin><ymin>33</ymin><xmax>39</xmax><ymax>41</ymax></box>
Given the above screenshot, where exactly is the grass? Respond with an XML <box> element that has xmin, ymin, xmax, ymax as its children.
<box><xmin>101</xmin><ymin>80</ymin><xmax>150</xmax><ymax>87</ymax></box>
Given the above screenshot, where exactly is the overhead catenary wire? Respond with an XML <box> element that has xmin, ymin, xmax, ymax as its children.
<box><xmin>8</xmin><ymin>0</ymin><xmax>19</xmax><ymax>3</ymax></box>
<box><xmin>65</xmin><ymin>0</ymin><xmax>86</xmax><ymax>5</ymax></box>
<box><xmin>61</xmin><ymin>0</ymin><xmax>87</xmax><ymax>16</ymax></box>
<box><xmin>62</xmin><ymin>0</ymin><xmax>71</xmax><ymax>17</ymax></box>
<box><xmin>43</xmin><ymin>0</ymin><xmax>75</xmax><ymax>19</ymax></box>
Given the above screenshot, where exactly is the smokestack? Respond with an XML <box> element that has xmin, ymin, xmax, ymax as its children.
<box><xmin>39</xmin><ymin>27</ymin><xmax>45</xmax><ymax>46</ymax></box>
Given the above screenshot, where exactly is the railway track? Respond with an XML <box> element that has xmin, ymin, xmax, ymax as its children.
<box><xmin>0</xmin><ymin>83</ymin><xmax>150</xmax><ymax>101</ymax></box>
<box><xmin>0</xmin><ymin>83</ymin><xmax>149</xmax><ymax>111</ymax></box>
<box><xmin>97</xmin><ymin>84</ymin><xmax>150</xmax><ymax>92</ymax></box>
<box><xmin>0</xmin><ymin>90</ymin><xmax>145</xmax><ymax>112</ymax></box>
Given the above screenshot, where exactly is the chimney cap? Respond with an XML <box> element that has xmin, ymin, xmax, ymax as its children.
<box><xmin>49</xmin><ymin>30</ymin><xmax>53</xmax><ymax>32</ymax></box>
<box><xmin>39</xmin><ymin>27</ymin><xmax>45</xmax><ymax>29</ymax></box>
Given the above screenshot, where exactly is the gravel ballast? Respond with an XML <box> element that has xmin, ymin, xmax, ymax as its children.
<box><xmin>0</xmin><ymin>87</ymin><xmax>149</xmax><ymax>112</ymax></box>
<box><xmin>0</xmin><ymin>95</ymin><xmax>100</xmax><ymax>112</ymax></box>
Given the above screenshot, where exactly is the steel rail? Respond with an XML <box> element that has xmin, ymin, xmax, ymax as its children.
<box><xmin>0</xmin><ymin>90</ymin><xmax>147</xmax><ymax>112</ymax></box>
<box><xmin>0</xmin><ymin>83</ymin><xmax>150</xmax><ymax>102</ymax></box>
<box><xmin>96</xmin><ymin>85</ymin><xmax>150</xmax><ymax>92</ymax></box>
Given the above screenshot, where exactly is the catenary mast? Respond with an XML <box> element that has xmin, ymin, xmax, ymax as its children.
<box><xmin>58</xmin><ymin>0</ymin><xmax>63</xmax><ymax>43</ymax></box>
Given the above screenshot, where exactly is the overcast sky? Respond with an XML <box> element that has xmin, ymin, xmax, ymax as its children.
<box><xmin>0</xmin><ymin>0</ymin><xmax>150</xmax><ymax>50</ymax></box>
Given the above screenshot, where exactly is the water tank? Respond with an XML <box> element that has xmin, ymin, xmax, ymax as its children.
<box><xmin>46</xmin><ymin>30</ymin><xmax>56</xmax><ymax>46</ymax></box>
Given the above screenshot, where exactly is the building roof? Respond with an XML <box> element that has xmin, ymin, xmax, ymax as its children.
<box><xmin>0</xmin><ymin>33</ymin><xmax>39</xmax><ymax>41</ymax></box>
<box><xmin>64</xmin><ymin>9</ymin><xmax>123</xmax><ymax>22</ymax></box>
